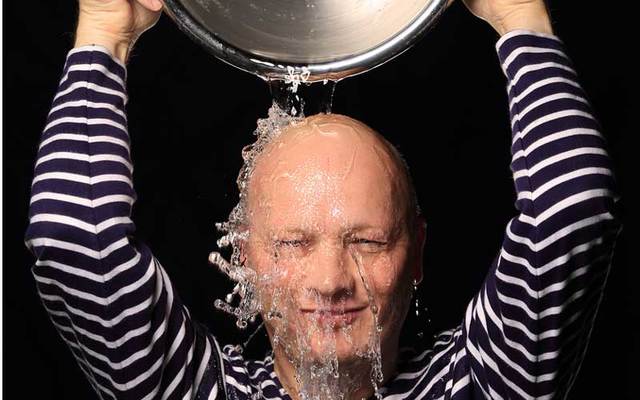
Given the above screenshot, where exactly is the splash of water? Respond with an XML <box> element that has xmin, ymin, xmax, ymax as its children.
<box><xmin>208</xmin><ymin>75</ymin><xmax>386</xmax><ymax>400</ymax></box>
<box><xmin>209</xmin><ymin>102</ymin><xmax>302</xmax><ymax>330</ymax></box>
<box><xmin>269</xmin><ymin>74</ymin><xmax>337</xmax><ymax>117</ymax></box>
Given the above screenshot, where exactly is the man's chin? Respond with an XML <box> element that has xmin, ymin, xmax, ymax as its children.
<box><xmin>306</xmin><ymin>336</ymin><xmax>367</xmax><ymax>366</ymax></box>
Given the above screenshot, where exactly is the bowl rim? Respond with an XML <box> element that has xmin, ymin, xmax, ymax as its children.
<box><xmin>162</xmin><ymin>0</ymin><xmax>448</xmax><ymax>82</ymax></box>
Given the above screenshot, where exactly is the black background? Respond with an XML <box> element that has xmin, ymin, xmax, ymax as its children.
<box><xmin>3</xmin><ymin>0</ymin><xmax>637</xmax><ymax>398</ymax></box>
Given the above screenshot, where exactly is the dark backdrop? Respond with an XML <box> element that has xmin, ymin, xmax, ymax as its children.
<box><xmin>3</xmin><ymin>0</ymin><xmax>636</xmax><ymax>398</ymax></box>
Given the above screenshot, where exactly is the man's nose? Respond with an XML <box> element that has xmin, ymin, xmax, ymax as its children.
<box><xmin>303</xmin><ymin>243</ymin><xmax>357</xmax><ymax>302</ymax></box>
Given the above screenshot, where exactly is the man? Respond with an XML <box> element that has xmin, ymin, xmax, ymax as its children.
<box><xmin>24</xmin><ymin>0</ymin><xmax>622</xmax><ymax>399</ymax></box>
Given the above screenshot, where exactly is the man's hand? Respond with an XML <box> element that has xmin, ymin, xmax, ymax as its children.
<box><xmin>74</xmin><ymin>0</ymin><xmax>163</xmax><ymax>63</ymax></box>
<box><xmin>453</xmin><ymin>0</ymin><xmax>553</xmax><ymax>36</ymax></box>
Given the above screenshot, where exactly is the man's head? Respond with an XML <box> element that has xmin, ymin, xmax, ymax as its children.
<box><xmin>240</xmin><ymin>113</ymin><xmax>426</xmax><ymax>370</ymax></box>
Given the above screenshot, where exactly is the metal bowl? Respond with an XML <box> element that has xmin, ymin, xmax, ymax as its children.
<box><xmin>163</xmin><ymin>0</ymin><xmax>448</xmax><ymax>82</ymax></box>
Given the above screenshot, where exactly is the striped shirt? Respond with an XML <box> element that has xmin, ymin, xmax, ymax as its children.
<box><xmin>24</xmin><ymin>29</ymin><xmax>622</xmax><ymax>400</ymax></box>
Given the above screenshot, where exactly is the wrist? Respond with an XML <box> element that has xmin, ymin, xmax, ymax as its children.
<box><xmin>492</xmin><ymin>4</ymin><xmax>553</xmax><ymax>36</ymax></box>
<box><xmin>74</xmin><ymin>22</ymin><xmax>133</xmax><ymax>64</ymax></box>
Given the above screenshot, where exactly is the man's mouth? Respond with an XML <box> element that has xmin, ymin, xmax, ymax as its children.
<box><xmin>300</xmin><ymin>306</ymin><xmax>368</xmax><ymax>328</ymax></box>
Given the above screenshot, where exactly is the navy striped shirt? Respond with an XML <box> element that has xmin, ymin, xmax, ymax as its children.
<box><xmin>24</xmin><ymin>30</ymin><xmax>622</xmax><ymax>400</ymax></box>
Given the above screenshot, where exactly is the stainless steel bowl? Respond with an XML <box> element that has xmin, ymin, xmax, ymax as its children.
<box><xmin>163</xmin><ymin>0</ymin><xmax>448</xmax><ymax>82</ymax></box>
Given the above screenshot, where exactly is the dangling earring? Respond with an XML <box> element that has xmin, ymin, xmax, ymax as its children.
<box><xmin>412</xmin><ymin>279</ymin><xmax>420</xmax><ymax>318</ymax></box>
<box><xmin>411</xmin><ymin>278</ymin><xmax>430</xmax><ymax>340</ymax></box>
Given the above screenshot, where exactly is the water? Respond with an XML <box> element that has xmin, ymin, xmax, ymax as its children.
<box><xmin>208</xmin><ymin>74</ymin><xmax>386</xmax><ymax>400</ymax></box>
<box><xmin>269</xmin><ymin>77</ymin><xmax>337</xmax><ymax>117</ymax></box>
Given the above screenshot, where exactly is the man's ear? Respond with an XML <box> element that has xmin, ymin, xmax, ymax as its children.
<box><xmin>413</xmin><ymin>215</ymin><xmax>426</xmax><ymax>285</ymax></box>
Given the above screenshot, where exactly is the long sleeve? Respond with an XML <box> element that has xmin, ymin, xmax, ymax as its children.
<box><xmin>24</xmin><ymin>46</ymin><xmax>226</xmax><ymax>400</ymax></box>
<box><xmin>439</xmin><ymin>31</ymin><xmax>623</xmax><ymax>400</ymax></box>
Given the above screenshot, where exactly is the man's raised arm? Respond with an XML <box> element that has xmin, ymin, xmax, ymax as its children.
<box><xmin>447</xmin><ymin>1</ymin><xmax>623</xmax><ymax>399</ymax></box>
<box><xmin>23</xmin><ymin>1</ymin><xmax>227</xmax><ymax>398</ymax></box>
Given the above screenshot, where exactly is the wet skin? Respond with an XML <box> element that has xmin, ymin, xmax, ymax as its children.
<box><xmin>243</xmin><ymin>113</ymin><xmax>426</xmax><ymax>399</ymax></box>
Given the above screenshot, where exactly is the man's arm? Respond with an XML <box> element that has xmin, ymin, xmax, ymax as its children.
<box><xmin>24</xmin><ymin>44</ymin><xmax>228</xmax><ymax>400</ymax></box>
<box><xmin>451</xmin><ymin>29</ymin><xmax>622</xmax><ymax>399</ymax></box>
<box><xmin>23</xmin><ymin>2</ymin><xmax>231</xmax><ymax>396</ymax></box>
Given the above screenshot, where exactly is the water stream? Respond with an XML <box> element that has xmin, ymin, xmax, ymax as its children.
<box><xmin>208</xmin><ymin>72</ymin><xmax>386</xmax><ymax>400</ymax></box>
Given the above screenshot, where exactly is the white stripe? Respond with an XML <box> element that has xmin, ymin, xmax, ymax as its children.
<box><xmin>30</xmin><ymin>214</ymin><xmax>133</xmax><ymax>235</ymax></box>
<box><xmin>511</xmin><ymin>92</ymin><xmax>587</xmax><ymax>128</ymax></box>
<box><xmin>103</xmin><ymin>354</ymin><xmax>163</xmax><ymax>391</ymax></box>
<box><xmin>507</xmin><ymin>62</ymin><xmax>576</xmax><ymax>93</ymax></box>
<box><xmin>208</xmin><ymin>382</ymin><xmax>218</xmax><ymax>400</ymax></box>
<box><xmin>512</xmin><ymin>109</ymin><xmax>595</xmax><ymax>144</ymax></box>
<box><xmin>50</xmin><ymin>336</ymin><xmax>116</xmax><ymax>399</ymax></box>
<box><xmin>512</xmin><ymin>147</ymin><xmax>608</xmax><ymax>180</ymax></box>
<box><xmin>509</xmin><ymin>77</ymin><xmax>580</xmax><ymax>110</ymax></box>
<box><xmin>162</xmin><ymin>340</ymin><xmax>195</xmax><ymax>400</ymax></box>
<box><xmin>194</xmin><ymin>337</ymin><xmax>213</xmax><ymax>399</ymax></box>
<box><xmin>41</xmin><ymin>290</ymin><xmax>154</xmax><ymax>328</ymax></box>
<box><xmin>141</xmin><ymin>382</ymin><xmax>162</xmax><ymax>400</ymax></box>
<box><xmin>44</xmin><ymin>116</ymin><xmax>127</xmax><ymax>134</ymax></box>
<box><xmin>451</xmin><ymin>374</ymin><xmax>470</xmax><ymax>396</ymax></box>
<box><xmin>35</xmin><ymin>151</ymin><xmax>132</xmax><ymax>172</ymax></box>
<box><xmin>536</xmin><ymin>189</ymin><xmax>611</xmax><ymax>225</ymax></box>
<box><xmin>496</xmin><ymin>264</ymin><xmax>588</xmax><ymax>300</ymax></box>
<box><xmin>41</xmin><ymin>298</ymin><xmax>166</xmax><ymax>391</ymax></box>
<box><xmin>68</xmin><ymin>45</ymin><xmax>127</xmax><ymax>70</ymax></box>
<box><xmin>513</xmin><ymin>127</ymin><xmax>600</xmax><ymax>161</ymax></box>
<box><xmin>49</xmin><ymin>99</ymin><xmax>126</xmax><ymax>119</ymax></box>
<box><xmin>32</xmin><ymin>171</ymin><xmax>133</xmax><ymax>187</ymax></box>
<box><xmin>48</xmin><ymin>313</ymin><xmax>152</xmax><ymax>349</ymax></box>
<box><xmin>517</xmin><ymin>168</ymin><xmax>611</xmax><ymax>201</ymax></box>
<box><xmin>496</xmin><ymin>291</ymin><xmax>539</xmax><ymax>320</ymax></box>
<box><xmin>384</xmin><ymin>354</ymin><xmax>451</xmax><ymax>400</ymax></box>
<box><xmin>249</xmin><ymin>365</ymin><xmax>271</xmax><ymax>380</ymax></box>
<box><xmin>393</xmin><ymin>335</ymin><xmax>457</xmax><ymax>381</ymax></box>
<box><xmin>412</xmin><ymin>365</ymin><xmax>452</xmax><ymax>400</ymax></box>
<box><xmin>506</xmin><ymin>213</ymin><xmax>612</xmax><ymax>252</ymax></box>
<box><xmin>482</xmin><ymin>286</ymin><xmax>542</xmax><ymax>362</ymax></box>
<box><xmin>477</xmin><ymin>345</ymin><xmax>531</xmax><ymax>400</ymax></box>
<box><xmin>55</xmin><ymin>80</ymin><xmax>126</xmax><ymax>103</ymax></box>
<box><xmin>27</xmin><ymin>236</ymin><xmax>130</xmax><ymax>259</ymax></box>
<box><xmin>468</xmin><ymin>367</ymin><xmax>491</xmax><ymax>399</ymax></box>
<box><xmin>61</xmin><ymin>63</ymin><xmax>125</xmax><ymax>88</ymax></box>
<box><xmin>164</xmin><ymin>318</ymin><xmax>187</xmax><ymax>368</ymax></box>
<box><xmin>30</xmin><ymin>192</ymin><xmax>134</xmax><ymax>208</ymax></box>
<box><xmin>479</xmin><ymin>289</ymin><xmax>556</xmax><ymax>383</ymax></box>
<box><xmin>35</xmin><ymin>250</ymin><xmax>141</xmax><ymax>283</ymax></box>
<box><xmin>35</xmin><ymin>258</ymin><xmax>154</xmax><ymax>306</ymax></box>
<box><xmin>497</xmin><ymin>284</ymin><xmax>586</xmax><ymax>324</ymax></box>
<box><xmin>501</xmin><ymin>309</ymin><xmax>582</xmax><ymax>343</ymax></box>
<box><xmin>60</xmin><ymin>310</ymin><xmax>167</xmax><ymax>371</ymax></box>
<box><xmin>385</xmin><ymin>331</ymin><xmax>463</xmax><ymax>400</ymax></box>
<box><xmin>496</xmin><ymin>30</ymin><xmax>561</xmax><ymax>51</ymax></box>
<box><xmin>501</xmin><ymin>234</ymin><xmax>606</xmax><ymax>280</ymax></box>
<box><xmin>39</xmin><ymin>133</ymin><xmax>129</xmax><ymax>153</ymax></box>
<box><xmin>502</xmin><ymin>46</ymin><xmax>567</xmax><ymax>72</ymax></box>
<box><xmin>224</xmin><ymin>375</ymin><xmax>250</xmax><ymax>394</ymax></box>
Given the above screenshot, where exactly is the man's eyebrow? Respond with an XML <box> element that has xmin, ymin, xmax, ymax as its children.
<box><xmin>342</xmin><ymin>224</ymin><xmax>381</xmax><ymax>233</ymax></box>
<box><xmin>268</xmin><ymin>228</ymin><xmax>310</xmax><ymax>237</ymax></box>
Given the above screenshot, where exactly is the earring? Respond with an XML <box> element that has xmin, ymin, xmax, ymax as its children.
<box><xmin>411</xmin><ymin>278</ymin><xmax>430</xmax><ymax>340</ymax></box>
<box><xmin>412</xmin><ymin>279</ymin><xmax>420</xmax><ymax>317</ymax></box>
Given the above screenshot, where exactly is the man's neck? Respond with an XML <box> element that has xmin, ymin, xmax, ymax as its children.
<box><xmin>272</xmin><ymin>344</ymin><xmax>399</xmax><ymax>400</ymax></box>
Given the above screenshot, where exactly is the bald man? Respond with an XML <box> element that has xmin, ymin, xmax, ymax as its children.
<box><xmin>24</xmin><ymin>0</ymin><xmax>622</xmax><ymax>399</ymax></box>
<box><xmin>237</xmin><ymin>114</ymin><xmax>424</xmax><ymax>399</ymax></box>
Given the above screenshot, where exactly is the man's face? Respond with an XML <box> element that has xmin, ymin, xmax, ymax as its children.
<box><xmin>243</xmin><ymin>114</ymin><xmax>421</xmax><ymax>366</ymax></box>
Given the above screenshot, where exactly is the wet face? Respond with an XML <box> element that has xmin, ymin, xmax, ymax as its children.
<box><xmin>243</xmin><ymin>114</ymin><xmax>422</xmax><ymax>368</ymax></box>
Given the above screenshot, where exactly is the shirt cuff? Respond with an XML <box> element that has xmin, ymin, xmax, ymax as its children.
<box><xmin>67</xmin><ymin>44</ymin><xmax>128</xmax><ymax>83</ymax></box>
<box><xmin>495</xmin><ymin>29</ymin><xmax>568</xmax><ymax>80</ymax></box>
